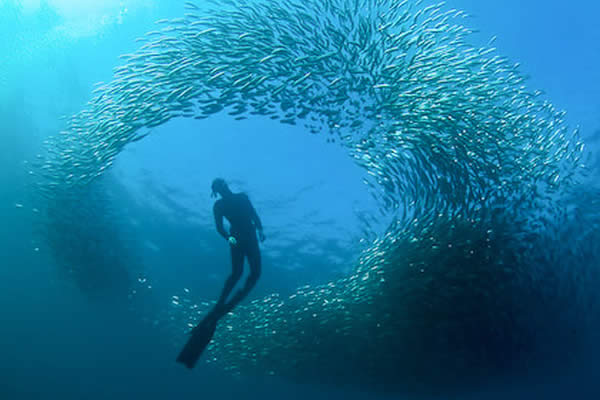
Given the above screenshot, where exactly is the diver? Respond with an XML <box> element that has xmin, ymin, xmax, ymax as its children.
<box><xmin>177</xmin><ymin>178</ymin><xmax>266</xmax><ymax>369</ymax></box>
<box><xmin>211</xmin><ymin>178</ymin><xmax>266</xmax><ymax>313</ymax></box>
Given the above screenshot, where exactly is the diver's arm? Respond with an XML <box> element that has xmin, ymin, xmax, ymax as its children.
<box><xmin>249</xmin><ymin>200</ymin><xmax>265</xmax><ymax>241</ymax></box>
<box><xmin>249</xmin><ymin>202</ymin><xmax>263</xmax><ymax>232</ymax></box>
<box><xmin>213</xmin><ymin>202</ymin><xmax>229</xmax><ymax>240</ymax></box>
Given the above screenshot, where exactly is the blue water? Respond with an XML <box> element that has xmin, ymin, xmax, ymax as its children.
<box><xmin>1</xmin><ymin>1</ymin><xmax>599</xmax><ymax>399</ymax></box>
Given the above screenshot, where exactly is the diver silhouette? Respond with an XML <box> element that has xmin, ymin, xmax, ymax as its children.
<box><xmin>211</xmin><ymin>178</ymin><xmax>266</xmax><ymax>313</ymax></box>
<box><xmin>177</xmin><ymin>178</ymin><xmax>265</xmax><ymax>369</ymax></box>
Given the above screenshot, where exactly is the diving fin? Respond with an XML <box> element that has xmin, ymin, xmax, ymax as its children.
<box><xmin>176</xmin><ymin>313</ymin><xmax>219</xmax><ymax>369</ymax></box>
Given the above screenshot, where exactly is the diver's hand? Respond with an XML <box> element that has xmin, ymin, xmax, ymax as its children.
<box><xmin>228</xmin><ymin>236</ymin><xmax>237</xmax><ymax>246</ymax></box>
<box><xmin>258</xmin><ymin>230</ymin><xmax>266</xmax><ymax>242</ymax></box>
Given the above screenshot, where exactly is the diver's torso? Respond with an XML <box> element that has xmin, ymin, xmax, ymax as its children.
<box><xmin>220</xmin><ymin>193</ymin><xmax>257</xmax><ymax>243</ymax></box>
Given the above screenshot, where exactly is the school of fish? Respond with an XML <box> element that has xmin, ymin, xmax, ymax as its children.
<box><xmin>30</xmin><ymin>0</ymin><xmax>599</xmax><ymax>392</ymax></box>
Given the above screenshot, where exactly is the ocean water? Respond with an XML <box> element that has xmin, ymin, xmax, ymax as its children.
<box><xmin>1</xmin><ymin>0</ymin><xmax>599</xmax><ymax>399</ymax></box>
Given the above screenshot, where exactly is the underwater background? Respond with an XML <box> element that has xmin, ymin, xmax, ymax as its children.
<box><xmin>1</xmin><ymin>0</ymin><xmax>599</xmax><ymax>399</ymax></box>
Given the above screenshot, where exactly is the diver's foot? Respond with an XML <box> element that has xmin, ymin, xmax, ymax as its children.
<box><xmin>207</xmin><ymin>306</ymin><xmax>224</xmax><ymax>322</ymax></box>
<box><xmin>213</xmin><ymin>302</ymin><xmax>227</xmax><ymax>315</ymax></box>
<box><xmin>190</xmin><ymin>309</ymin><xmax>220</xmax><ymax>334</ymax></box>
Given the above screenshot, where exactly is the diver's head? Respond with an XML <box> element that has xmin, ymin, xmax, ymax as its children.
<box><xmin>211</xmin><ymin>178</ymin><xmax>230</xmax><ymax>198</ymax></box>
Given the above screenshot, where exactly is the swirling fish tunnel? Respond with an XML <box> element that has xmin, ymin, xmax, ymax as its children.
<box><xmin>32</xmin><ymin>0</ymin><xmax>600</xmax><ymax>393</ymax></box>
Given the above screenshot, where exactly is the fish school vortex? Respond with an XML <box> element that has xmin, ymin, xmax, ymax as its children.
<box><xmin>33</xmin><ymin>0</ymin><xmax>599</xmax><ymax>392</ymax></box>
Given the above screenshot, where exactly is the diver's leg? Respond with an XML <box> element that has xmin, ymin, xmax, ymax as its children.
<box><xmin>222</xmin><ymin>242</ymin><xmax>261</xmax><ymax>314</ymax></box>
<box><xmin>216</xmin><ymin>246</ymin><xmax>244</xmax><ymax>308</ymax></box>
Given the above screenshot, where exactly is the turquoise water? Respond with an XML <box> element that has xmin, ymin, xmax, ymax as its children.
<box><xmin>1</xmin><ymin>1</ymin><xmax>599</xmax><ymax>398</ymax></box>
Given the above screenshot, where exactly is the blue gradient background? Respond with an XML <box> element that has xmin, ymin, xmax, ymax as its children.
<box><xmin>1</xmin><ymin>1</ymin><xmax>599</xmax><ymax>399</ymax></box>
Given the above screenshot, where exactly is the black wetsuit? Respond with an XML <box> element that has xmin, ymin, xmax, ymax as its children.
<box><xmin>175</xmin><ymin>190</ymin><xmax>264</xmax><ymax>368</ymax></box>
<box><xmin>213</xmin><ymin>192</ymin><xmax>263</xmax><ymax>313</ymax></box>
